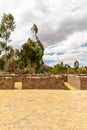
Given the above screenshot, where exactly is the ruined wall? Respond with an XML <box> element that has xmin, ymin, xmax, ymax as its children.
<box><xmin>0</xmin><ymin>77</ymin><xmax>14</xmax><ymax>89</ymax></box>
<box><xmin>67</xmin><ymin>75</ymin><xmax>81</xmax><ymax>89</ymax></box>
<box><xmin>67</xmin><ymin>75</ymin><xmax>87</xmax><ymax>90</ymax></box>
<box><xmin>22</xmin><ymin>75</ymin><xmax>67</xmax><ymax>89</ymax></box>
<box><xmin>0</xmin><ymin>75</ymin><xmax>66</xmax><ymax>89</ymax></box>
<box><xmin>0</xmin><ymin>74</ymin><xmax>87</xmax><ymax>90</ymax></box>
<box><xmin>80</xmin><ymin>76</ymin><xmax>87</xmax><ymax>89</ymax></box>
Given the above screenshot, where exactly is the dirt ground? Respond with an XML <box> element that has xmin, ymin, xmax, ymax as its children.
<box><xmin>0</xmin><ymin>90</ymin><xmax>87</xmax><ymax>130</ymax></box>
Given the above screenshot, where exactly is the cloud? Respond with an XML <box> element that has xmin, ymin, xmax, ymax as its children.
<box><xmin>43</xmin><ymin>31</ymin><xmax>87</xmax><ymax>66</ymax></box>
<box><xmin>39</xmin><ymin>8</ymin><xmax>87</xmax><ymax>46</ymax></box>
<box><xmin>0</xmin><ymin>0</ymin><xmax>87</xmax><ymax>66</ymax></box>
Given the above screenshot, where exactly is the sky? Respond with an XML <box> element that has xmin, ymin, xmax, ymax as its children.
<box><xmin>0</xmin><ymin>0</ymin><xmax>87</xmax><ymax>67</ymax></box>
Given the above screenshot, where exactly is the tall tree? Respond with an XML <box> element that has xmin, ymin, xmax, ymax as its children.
<box><xmin>0</xmin><ymin>13</ymin><xmax>15</xmax><ymax>54</ymax></box>
<box><xmin>31</xmin><ymin>24</ymin><xmax>38</xmax><ymax>40</ymax></box>
<box><xmin>0</xmin><ymin>13</ymin><xmax>16</xmax><ymax>70</ymax></box>
<box><xmin>17</xmin><ymin>24</ymin><xmax>44</xmax><ymax>73</ymax></box>
<box><xmin>73</xmin><ymin>60</ymin><xmax>79</xmax><ymax>70</ymax></box>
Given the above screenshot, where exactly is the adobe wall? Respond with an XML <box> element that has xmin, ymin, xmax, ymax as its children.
<box><xmin>67</xmin><ymin>75</ymin><xmax>81</xmax><ymax>89</ymax></box>
<box><xmin>0</xmin><ymin>74</ymin><xmax>87</xmax><ymax>90</ymax></box>
<box><xmin>22</xmin><ymin>75</ymin><xmax>67</xmax><ymax>89</ymax></box>
<box><xmin>0</xmin><ymin>75</ymin><xmax>67</xmax><ymax>89</ymax></box>
<box><xmin>0</xmin><ymin>77</ymin><xmax>14</xmax><ymax>89</ymax></box>
<box><xmin>67</xmin><ymin>75</ymin><xmax>87</xmax><ymax>90</ymax></box>
<box><xmin>80</xmin><ymin>76</ymin><xmax>87</xmax><ymax>89</ymax></box>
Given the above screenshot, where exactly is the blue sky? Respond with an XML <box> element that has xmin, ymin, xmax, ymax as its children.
<box><xmin>0</xmin><ymin>0</ymin><xmax>87</xmax><ymax>66</ymax></box>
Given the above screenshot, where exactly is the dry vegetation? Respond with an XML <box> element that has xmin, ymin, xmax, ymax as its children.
<box><xmin>0</xmin><ymin>90</ymin><xmax>87</xmax><ymax>130</ymax></box>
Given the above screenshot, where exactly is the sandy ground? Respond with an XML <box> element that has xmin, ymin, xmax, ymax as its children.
<box><xmin>0</xmin><ymin>90</ymin><xmax>87</xmax><ymax>130</ymax></box>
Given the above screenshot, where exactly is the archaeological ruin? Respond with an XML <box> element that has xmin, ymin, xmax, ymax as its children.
<box><xmin>0</xmin><ymin>74</ymin><xmax>87</xmax><ymax>90</ymax></box>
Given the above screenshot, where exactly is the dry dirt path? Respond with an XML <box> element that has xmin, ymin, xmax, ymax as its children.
<box><xmin>0</xmin><ymin>90</ymin><xmax>87</xmax><ymax>130</ymax></box>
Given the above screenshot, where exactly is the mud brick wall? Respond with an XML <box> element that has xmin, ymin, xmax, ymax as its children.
<box><xmin>22</xmin><ymin>75</ymin><xmax>67</xmax><ymax>89</ymax></box>
<box><xmin>0</xmin><ymin>75</ymin><xmax>66</xmax><ymax>89</ymax></box>
<box><xmin>61</xmin><ymin>75</ymin><xmax>68</xmax><ymax>82</ymax></box>
<box><xmin>67</xmin><ymin>75</ymin><xmax>87</xmax><ymax>89</ymax></box>
<box><xmin>80</xmin><ymin>76</ymin><xmax>87</xmax><ymax>89</ymax></box>
<box><xmin>0</xmin><ymin>77</ymin><xmax>14</xmax><ymax>89</ymax></box>
<box><xmin>0</xmin><ymin>75</ymin><xmax>86</xmax><ymax>90</ymax></box>
<box><xmin>67</xmin><ymin>75</ymin><xmax>81</xmax><ymax>89</ymax></box>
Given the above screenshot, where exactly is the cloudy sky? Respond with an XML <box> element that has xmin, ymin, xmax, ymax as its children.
<box><xmin>0</xmin><ymin>0</ymin><xmax>87</xmax><ymax>67</ymax></box>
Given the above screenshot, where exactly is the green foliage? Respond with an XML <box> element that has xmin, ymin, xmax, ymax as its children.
<box><xmin>4</xmin><ymin>47</ymin><xmax>17</xmax><ymax>72</ymax></box>
<box><xmin>0</xmin><ymin>13</ymin><xmax>16</xmax><ymax>71</ymax></box>
<box><xmin>7</xmin><ymin>46</ymin><xmax>15</xmax><ymax>59</ymax></box>
<box><xmin>16</xmin><ymin>24</ymin><xmax>44</xmax><ymax>73</ymax></box>
<box><xmin>18</xmin><ymin>61</ymin><xmax>25</xmax><ymax>70</ymax></box>
<box><xmin>0</xmin><ymin>13</ymin><xmax>16</xmax><ymax>43</ymax></box>
<box><xmin>67</xmin><ymin>68</ymin><xmax>75</xmax><ymax>74</ymax></box>
<box><xmin>0</xmin><ymin>13</ymin><xmax>86</xmax><ymax>74</ymax></box>
<box><xmin>31</xmin><ymin>24</ymin><xmax>38</xmax><ymax>35</ymax></box>
<box><xmin>4</xmin><ymin>58</ymin><xmax>17</xmax><ymax>72</ymax></box>
<box><xmin>50</xmin><ymin>61</ymin><xmax>86</xmax><ymax>75</ymax></box>
<box><xmin>0</xmin><ymin>58</ymin><xmax>5</xmax><ymax>70</ymax></box>
<box><xmin>77</xmin><ymin>67</ymin><xmax>87</xmax><ymax>74</ymax></box>
<box><xmin>51</xmin><ymin>62</ymin><xmax>67</xmax><ymax>74</ymax></box>
<box><xmin>17</xmin><ymin>38</ymin><xmax>44</xmax><ymax>72</ymax></box>
<box><xmin>51</xmin><ymin>67</ymin><xmax>59</xmax><ymax>74</ymax></box>
<box><xmin>24</xmin><ymin>65</ymin><xmax>35</xmax><ymax>74</ymax></box>
<box><xmin>0</xmin><ymin>41</ymin><xmax>6</xmax><ymax>54</ymax></box>
<box><xmin>0</xmin><ymin>13</ymin><xmax>16</xmax><ymax>60</ymax></box>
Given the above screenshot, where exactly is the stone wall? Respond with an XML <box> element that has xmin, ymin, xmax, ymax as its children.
<box><xmin>80</xmin><ymin>76</ymin><xmax>87</xmax><ymax>89</ymax></box>
<box><xmin>0</xmin><ymin>74</ymin><xmax>87</xmax><ymax>90</ymax></box>
<box><xmin>22</xmin><ymin>75</ymin><xmax>67</xmax><ymax>89</ymax></box>
<box><xmin>67</xmin><ymin>75</ymin><xmax>81</xmax><ymax>89</ymax></box>
<box><xmin>67</xmin><ymin>75</ymin><xmax>87</xmax><ymax>90</ymax></box>
<box><xmin>0</xmin><ymin>75</ymin><xmax>67</xmax><ymax>89</ymax></box>
<box><xmin>0</xmin><ymin>77</ymin><xmax>14</xmax><ymax>89</ymax></box>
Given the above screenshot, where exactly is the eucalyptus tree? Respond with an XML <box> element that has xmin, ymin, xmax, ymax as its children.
<box><xmin>0</xmin><ymin>13</ymin><xmax>15</xmax><ymax>54</ymax></box>
<box><xmin>0</xmin><ymin>13</ymin><xmax>16</xmax><ymax>70</ymax></box>
<box><xmin>0</xmin><ymin>13</ymin><xmax>16</xmax><ymax>45</ymax></box>
<box><xmin>73</xmin><ymin>60</ymin><xmax>79</xmax><ymax>70</ymax></box>
<box><xmin>17</xmin><ymin>24</ymin><xmax>44</xmax><ymax>73</ymax></box>
<box><xmin>31</xmin><ymin>24</ymin><xmax>38</xmax><ymax>40</ymax></box>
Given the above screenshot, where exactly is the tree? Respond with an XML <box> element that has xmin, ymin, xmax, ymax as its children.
<box><xmin>77</xmin><ymin>67</ymin><xmax>87</xmax><ymax>74</ymax></box>
<box><xmin>31</xmin><ymin>24</ymin><xmax>38</xmax><ymax>40</ymax></box>
<box><xmin>67</xmin><ymin>68</ymin><xmax>75</xmax><ymax>74</ymax></box>
<box><xmin>4</xmin><ymin>47</ymin><xmax>17</xmax><ymax>72</ymax></box>
<box><xmin>0</xmin><ymin>13</ymin><xmax>16</xmax><ymax>45</ymax></box>
<box><xmin>16</xmin><ymin>24</ymin><xmax>44</xmax><ymax>73</ymax></box>
<box><xmin>51</xmin><ymin>62</ymin><xmax>67</xmax><ymax>74</ymax></box>
<box><xmin>4</xmin><ymin>58</ymin><xmax>17</xmax><ymax>72</ymax></box>
<box><xmin>73</xmin><ymin>60</ymin><xmax>79</xmax><ymax>70</ymax></box>
<box><xmin>0</xmin><ymin>58</ymin><xmax>5</xmax><ymax>70</ymax></box>
<box><xmin>0</xmin><ymin>13</ymin><xmax>16</xmax><ymax>70</ymax></box>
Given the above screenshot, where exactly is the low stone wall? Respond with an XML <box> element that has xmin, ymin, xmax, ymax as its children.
<box><xmin>0</xmin><ymin>77</ymin><xmax>14</xmax><ymax>89</ymax></box>
<box><xmin>22</xmin><ymin>75</ymin><xmax>66</xmax><ymax>89</ymax></box>
<box><xmin>80</xmin><ymin>76</ymin><xmax>87</xmax><ymax>89</ymax></box>
<box><xmin>0</xmin><ymin>74</ymin><xmax>87</xmax><ymax>90</ymax></box>
<box><xmin>67</xmin><ymin>75</ymin><xmax>81</xmax><ymax>89</ymax></box>
<box><xmin>67</xmin><ymin>75</ymin><xmax>87</xmax><ymax>90</ymax></box>
<box><xmin>0</xmin><ymin>75</ymin><xmax>66</xmax><ymax>89</ymax></box>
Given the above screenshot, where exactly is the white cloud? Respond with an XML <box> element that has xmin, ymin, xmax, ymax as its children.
<box><xmin>0</xmin><ymin>0</ymin><xmax>87</xmax><ymax>66</ymax></box>
<box><xmin>44</xmin><ymin>31</ymin><xmax>87</xmax><ymax>66</ymax></box>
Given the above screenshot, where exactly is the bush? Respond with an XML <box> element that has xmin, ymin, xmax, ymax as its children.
<box><xmin>67</xmin><ymin>68</ymin><xmax>75</xmax><ymax>74</ymax></box>
<box><xmin>4</xmin><ymin>59</ymin><xmax>17</xmax><ymax>72</ymax></box>
<box><xmin>77</xmin><ymin>67</ymin><xmax>87</xmax><ymax>74</ymax></box>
